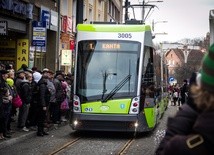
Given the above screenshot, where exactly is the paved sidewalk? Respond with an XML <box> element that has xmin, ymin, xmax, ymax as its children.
<box><xmin>0</xmin><ymin>119</ymin><xmax>68</xmax><ymax>150</ymax></box>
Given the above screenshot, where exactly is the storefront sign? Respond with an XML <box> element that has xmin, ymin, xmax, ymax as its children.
<box><xmin>16</xmin><ymin>39</ymin><xmax>29</xmax><ymax>70</ymax></box>
<box><xmin>0</xmin><ymin>0</ymin><xmax>33</xmax><ymax>19</ymax></box>
<box><xmin>0</xmin><ymin>21</ymin><xmax>7</xmax><ymax>35</ymax></box>
<box><xmin>61</xmin><ymin>50</ymin><xmax>72</xmax><ymax>66</ymax></box>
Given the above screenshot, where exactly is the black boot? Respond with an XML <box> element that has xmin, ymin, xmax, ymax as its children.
<box><xmin>37</xmin><ymin>132</ymin><xmax>44</xmax><ymax>136</ymax></box>
<box><xmin>43</xmin><ymin>131</ymin><xmax>49</xmax><ymax>135</ymax></box>
<box><xmin>37</xmin><ymin>126</ymin><xmax>44</xmax><ymax>137</ymax></box>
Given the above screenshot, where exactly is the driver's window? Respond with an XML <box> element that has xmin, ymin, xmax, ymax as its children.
<box><xmin>142</xmin><ymin>46</ymin><xmax>154</xmax><ymax>97</ymax></box>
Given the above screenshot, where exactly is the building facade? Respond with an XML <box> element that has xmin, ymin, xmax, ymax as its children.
<box><xmin>0</xmin><ymin>0</ymin><xmax>123</xmax><ymax>72</ymax></box>
<box><xmin>0</xmin><ymin>0</ymin><xmax>59</xmax><ymax>71</ymax></box>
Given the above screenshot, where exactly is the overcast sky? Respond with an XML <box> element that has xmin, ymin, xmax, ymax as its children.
<box><xmin>126</xmin><ymin>0</ymin><xmax>214</xmax><ymax>43</ymax></box>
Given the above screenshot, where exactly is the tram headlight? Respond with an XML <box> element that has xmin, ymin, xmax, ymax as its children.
<box><xmin>134</xmin><ymin>122</ymin><xmax>138</xmax><ymax>128</ymax></box>
<box><xmin>73</xmin><ymin>120</ymin><xmax>78</xmax><ymax>126</ymax></box>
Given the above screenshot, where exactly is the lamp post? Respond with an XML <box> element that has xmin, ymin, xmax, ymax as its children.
<box><xmin>160</xmin><ymin>43</ymin><xmax>169</xmax><ymax>93</ymax></box>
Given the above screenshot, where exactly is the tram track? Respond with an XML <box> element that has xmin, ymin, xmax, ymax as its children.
<box><xmin>48</xmin><ymin>137</ymin><xmax>81</xmax><ymax>155</ymax></box>
<box><xmin>115</xmin><ymin>137</ymin><xmax>135</xmax><ymax>155</ymax></box>
<box><xmin>48</xmin><ymin>132</ymin><xmax>136</xmax><ymax>155</ymax></box>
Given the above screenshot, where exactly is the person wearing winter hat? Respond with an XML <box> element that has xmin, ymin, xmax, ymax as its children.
<box><xmin>15</xmin><ymin>69</ymin><xmax>25</xmax><ymax>96</ymax></box>
<box><xmin>6</xmin><ymin>78</ymin><xmax>14</xmax><ymax>87</ymax></box>
<box><xmin>32</xmin><ymin>71</ymin><xmax>50</xmax><ymax>136</ymax></box>
<box><xmin>156</xmin><ymin>44</ymin><xmax>214</xmax><ymax>155</ymax></box>
<box><xmin>33</xmin><ymin>72</ymin><xmax>42</xmax><ymax>83</ymax></box>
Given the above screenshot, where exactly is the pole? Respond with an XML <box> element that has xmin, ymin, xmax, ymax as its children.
<box><xmin>152</xmin><ymin>19</ymin><xmax>154</xmax><ymax>31</ymax></box>
<box><xmin>210</xmin><ymin>10</ymin><xmax>214</xmax><ymax>45</ymax></box>
<box><xmin>76</xmin><ymin>0</ymin><xmax>84</xmax><ymax>25</ymax></box>
<box><xmin>124</xmin><ymin>0</ymin><xmax>129</xmax><ymax>21</ymax></box>
<box><xmin>142</xmin><ymin>0</ymin><xmax>145</xmax><ymax>23</ymax></box>
<box><xmin>56</xmin><ymin>0</ymin><xmax>60</xmax><ymax>70</ymax></box>
<box><xmin>160</xmin><ymin>43</ymin><xmax>164</xmax><ymax>93</ymax></box>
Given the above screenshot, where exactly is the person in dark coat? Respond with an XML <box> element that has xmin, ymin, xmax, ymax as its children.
<box><xmin>17</xmin><ymin>71</ymin><xmax>33</xmax><ymax>131</ymax></box>
<box><xmin>0</xmin><ymin>70</ymin><xmax>9</xmax><ymax>139</ymax></box>
<box><xmin>155</xmin><ymin>44</ymin><xmax>214</xmax><ymax>155</ymax></box>
<box><xmin>52</xmin><ymin>71</ymin><xmax>65</xmax><ymax>124</ymax></box>
<box><xmin>180</xmin><ymin>79</ymin><xmax>188</xmax><ymax>105</ymax></box>
<box><xmin>0</xmin><ymin>69</ymin><xmax>12</xmax><ymax>139</ymax></box>
<box><xmin>33</xmin><ymin>72</ymin><xmax>50</xmax><ymax>136</ymax></box>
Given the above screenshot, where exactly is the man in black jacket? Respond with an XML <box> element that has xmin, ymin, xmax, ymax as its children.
<box><xmin>33</xmin><ymin>71</ymin><xmax>50</xmax><ymax>136</ymax></box>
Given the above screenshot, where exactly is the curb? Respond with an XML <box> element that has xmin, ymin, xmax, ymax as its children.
<box><xmin>0</xmin><ymin>131</ymin><xmax>36</xmax><ymax>150</ymax></box>
<box><xmin>0</xmin><ymin>122</ymin><xmax>68</xmax><ymax>150</ymax></box>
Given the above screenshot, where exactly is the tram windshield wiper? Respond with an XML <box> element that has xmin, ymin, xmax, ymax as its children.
<box><xmin>101</xmin><ymin>74</ymin><xmax>131</xmax><ymax>102</ymax></box>
<box><xmin>101</xmin><ymin>71</ymin><xmax>117</xmax><ymax>101</ymax></box>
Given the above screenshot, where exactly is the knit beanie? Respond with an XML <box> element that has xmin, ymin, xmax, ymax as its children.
<box><xmin>6</xmin><ymin>78</ymin><xmax>14</xmax><ymax>87</ymax></box>
<box><xmin>201</xmin><ymin>43</ymin><xmax>214</xmax><ymax>92</ymax></box>
<box><xmin>33</xmin><ymin>71</ymin><xmax>42</xmax><ymax>83</ymax></box>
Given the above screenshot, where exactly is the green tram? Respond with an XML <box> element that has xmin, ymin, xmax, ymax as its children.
<box><xmin>70</xmin><ymin>24</ymin><xmax>168</xmax><ymax>132</ymax></box>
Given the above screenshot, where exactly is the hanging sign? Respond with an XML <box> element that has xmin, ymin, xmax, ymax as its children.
<box><xmin>16</xmin><ymin>39</ymin><xmax>29</xmax><ymax>70</ymax></box>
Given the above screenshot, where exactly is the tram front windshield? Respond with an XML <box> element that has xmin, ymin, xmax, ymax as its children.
<box><xmin>76</xmin><ymin>40</ymin><xmax>141</xmax><ymax>102</ymax></box>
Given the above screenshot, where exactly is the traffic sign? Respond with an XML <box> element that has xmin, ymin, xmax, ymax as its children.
<box><xmin>169</xmin><ymin>77</ymin><xmax>174</xmax><ymax>82</ymax></box>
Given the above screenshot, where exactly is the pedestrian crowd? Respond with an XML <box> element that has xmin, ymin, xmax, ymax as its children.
<box><xmin>0</xmin><ymin>64</ymin><xmax>73</xmax><ymax>140</ymax></box>
<box><xmin>156</xmin><ymin>44</ymin><xmax>214</xmax><ymax>155</ymax></box>
<box><xmin>167</xmin><ymin>79</ymin><xmax>189</xmax><ymax>108</ymax></box>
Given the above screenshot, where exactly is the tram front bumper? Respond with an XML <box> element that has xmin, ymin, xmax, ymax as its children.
<box><xmin>70</xmin><ymin>113</ymin><xmax>150</xmax><ymax>132</ymax></box>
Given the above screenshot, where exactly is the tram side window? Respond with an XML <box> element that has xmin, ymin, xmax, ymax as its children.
<box><xmin>142</xmin><ymin>47</ymin><xmax>154</xmax><ymax>98</ymax></box>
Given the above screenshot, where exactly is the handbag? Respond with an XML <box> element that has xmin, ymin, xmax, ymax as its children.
<box><xmin>60</xmin><ymin>98</ymin><xmax>69</xmax><ymax>110</ymax></box>
<box><xmin>12</xmin><ymin>95</ymin><xmax>23</xmax><ymax>108</ymax></box>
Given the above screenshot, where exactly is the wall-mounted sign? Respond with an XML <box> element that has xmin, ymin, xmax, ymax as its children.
<box><xmin>32</xmin><ymin>27</ymin><xmax>46</xmax><ymax>47</ymax></box>
<box><xmin>0</xmin><ymin>21</ymin><xmax>8</xmax><ymax>35</ymax></box>
<box><xmin>40</xmin><ymin>6</ymin><xmax>50</xmax><ymax>29</ymax></box>
<box><xmin>61</xmin><ymin>50</ymin><xmax>72</xmax><ymax>66</ymax></box>
<box><xmin>50</xmin><ymin>10</ymin><xmax>58</xmax><ymax>31</ymax></box>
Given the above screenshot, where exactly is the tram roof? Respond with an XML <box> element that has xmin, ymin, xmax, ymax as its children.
<box><xmin>77</xmin><ymin>24</ymin><xmax>152</xmax><ymax>32</ymax></box>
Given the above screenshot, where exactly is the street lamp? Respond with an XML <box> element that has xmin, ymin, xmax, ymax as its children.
<box><xmin>152</xmin><ymin>20</ymin><xmax>168</xmax><ymax>31</ymax></box>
